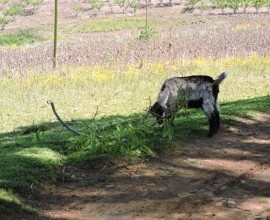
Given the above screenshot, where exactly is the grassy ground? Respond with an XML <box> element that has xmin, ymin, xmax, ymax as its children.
<box><xmin>1</xmin><ymin>54</ymin><xmax>270</xmax><ymax>213</ymax></box>
<box><xmin>0</xmin><ymin>7</ymin><xmax>270</xmax><ymax>216</ymax></box>
<box><xmin>0</xmin><ymin>29</ymin><xmax>44</xmax><ymax>46</ymax></box>
<box><xmin>1</xmin><ymin>54</ymin><xmax>270</xmax><ymax>132</ymax></box>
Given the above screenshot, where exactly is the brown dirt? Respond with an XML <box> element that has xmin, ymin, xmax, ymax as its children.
<box><xmin>25</xmin><ymin>113</ymin><xmax>270</xmax><ymax>220</ymax></box>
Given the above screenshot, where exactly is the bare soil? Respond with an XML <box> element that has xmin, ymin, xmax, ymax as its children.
<box><xmin>25</xmin><ymin>113</ymin><xmax>270</xmax><ymax>220</ymax></box>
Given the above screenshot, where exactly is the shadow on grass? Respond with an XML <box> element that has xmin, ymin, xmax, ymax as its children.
<box><xmin>0</xmin><ymin>198</ymin><xmax>35</xmax><ymax>220</ymax></box>
<box><xmin>0</xmin><ymin>95</ymin><xmax>269</xmax><ymax>217</ymax></box>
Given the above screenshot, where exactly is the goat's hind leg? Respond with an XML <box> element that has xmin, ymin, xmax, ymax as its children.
<box><xmin>214</xmin><ymin>111</ymin><xmax>220</xmax><ymax>134</ymax></box>
<box><xmin>213</xmin><ymin>101</ymin><xmax>220</xmax><ymax>134</ymax></box>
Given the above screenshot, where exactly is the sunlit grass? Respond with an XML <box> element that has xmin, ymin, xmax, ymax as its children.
<box><xmin>0</xmin><ymin>188</ymin><xmax>21</xmax><ymax>214</ymax></box>
<box><xmin>0</xmin><ymin>189</ymin><xmax>21</xmax><ymax>205</ymax></box>
<box><xmin>186</xmin><ymin>54</ymin><xmax>270</xmax><ymax>101</ymax></box>
<box><xmin>1</xmin><ymin>54</ymin><xmax>270</xmax><ymax>132</ymax></box>
<box><xmin>62</xmin><ymin>17</ymin><xmax>148</xmax><ymax>33</ymax></box>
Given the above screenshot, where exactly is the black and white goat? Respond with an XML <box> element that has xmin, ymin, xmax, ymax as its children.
<box><xmin>150</xmin><ymin>72</ymin><xmax>228</xmax><ymax>137</ymax></box>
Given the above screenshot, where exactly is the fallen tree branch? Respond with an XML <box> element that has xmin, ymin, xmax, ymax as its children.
<box><xmin>47</xmin><ymin>100</ymin><xmax>86</xmax><ymax>136</ymax></box>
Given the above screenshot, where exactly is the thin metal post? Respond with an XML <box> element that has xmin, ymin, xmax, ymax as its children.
<box><xmin>53</xmin><ymin>0</ymin><xmax>58</xmax><ymax>69</ymax></box>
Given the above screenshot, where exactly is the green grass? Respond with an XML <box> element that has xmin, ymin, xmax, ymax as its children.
<box><xmin>0</xmin><ymin>188</ymin><xmax>35</xmax><ymax>217</ymax></box>
<box><xmin>62</xmin><ymin>17</ymin><xmax>150</xmax><ymax>33</ymax></box>
<box><xmin>0</xmin><ymin>95</ymin><xmax>269</xmax><ymax>187</ymax></box>
<box><xmin>0</xmin><ymin>55</ymin><xmax>270</xmax><ymax>214</ymax></box>
<box><xmin>0</xmin><ymin>95</ymin><xmax>269</xmax><ymax>213</ymax></box>
<box><xmin>3</xmin><ymin>5</ymin><xmax>24</xmax><ymax>16</ymax></box>
<box><xmin>2</xmin><ymin>55</ymin><xmax>269</xmax><ymax>133</ymax></box>
<box><xmin>0</xmin><ymin>29</ymin><xmax>43</xmax><ymax>46</ymax></box>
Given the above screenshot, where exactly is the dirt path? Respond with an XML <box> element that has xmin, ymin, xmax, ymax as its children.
<box><xmin>34</xmin><ymin>113</ymin><xmax>270</xmax><ymax>220</ymax></box>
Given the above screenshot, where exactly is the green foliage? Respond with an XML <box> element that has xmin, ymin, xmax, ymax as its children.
<box><xmin>162</xmin><ymin>119</ymin><xmax>175</xmax><ymax>140</ymax></box>
<box><xmin>94</xmin><ymin>2</ymin><xmax>105</xmax><ymax>12</ymax></box>
<box><xmin>25</xmin><ymin>0</ymin><xmax>43</xmax><ymax>6</ymax></box>
<box><xmin>227</xmin><ymin>0</ymin><xmax>239</xmax><ymax>12</ymax></box>
<box><xmin>239</xmin><ymin>0</ymin><xmax>251</xmax><ymax>10</ymax></box>
<box><xmin>130</xmin><ymin>0</ymin><xmax>139</xmax><ymax>12</ymax></box>
<box><xmin>114</xmin><ymin>0</ymin><xmax>126</xmax><ymax>7</ymax></box>
<box><xmin>88</xmin><ymin>0</ymin><xmax>105</xmax><ymax>12</ymax></box>
<box><xmin>251</xmin><ymin>0</ymin><xmax>269</xmax><ymax>8</ymax></box>
<box><xmin>0</xmin><ymin>29</ymin><xmax>43</xmax><ymax>46</ymax></box>
<box><xmin>86</xmin><ymin>120</ymin><xmax>156</xmax><ymax>158</ymax></box>
<box><xmin>211</xmin><ymin>0</ymin><xmax>228</xmax><ymax>9</ymax></box>
<box><xmin>63</xmin><ymin>17</ymin><xmax>145</xmax><ymax>33</ymax></box>
<box><xmin>3</xmin><ymin>5</ymin><xmax>23</xmax><ymax>16</ymax></box>
<box><xmin>0</xmin><ymin>0</ymin><xmax>43</xmax><ymax>20</ymax></box>
<box><xmin>188</xmin><ymin>0</ymin><xmax>201</xmax><ymax>8</ymax></box>
<box><xmin>139</xmin><ymin>25</ymin><xmax>156</xmax><ymax>40</ymax></box>
<box><xmin>114</xmin><ymin>0</ymin><xmax>128</xmax><ymax>13</ymax></box>
<box><xmin>71</xmin><ymin>5</ymin><xmax>87</xmax><ymax>12</ymax></box>
<box><xmin>0</xmin><ymin>16</ymin><xmax>10</xmax><ymax>30</ymax></box>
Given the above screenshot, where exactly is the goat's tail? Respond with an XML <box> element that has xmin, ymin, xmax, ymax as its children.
<box><xmin>213</xmin><ymin>72</ymin><xmax>228</xmax><ymax>85</ymax></box>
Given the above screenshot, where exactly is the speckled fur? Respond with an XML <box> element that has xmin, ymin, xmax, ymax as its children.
<box><xmin>150</xmin><ymin>72</ymin><xmax>227</xmax><ymax>137</ymax></box>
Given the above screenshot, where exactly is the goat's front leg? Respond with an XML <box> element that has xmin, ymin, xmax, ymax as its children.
<box><xmin>207</xmin><ymin>113</ymin><xmax>217</xmax><ymax>137</ymax></box>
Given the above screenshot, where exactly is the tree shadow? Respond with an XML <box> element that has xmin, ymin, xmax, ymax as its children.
<box><xmin>0</xmin><ymin>95</ymin><xmax>269</xmax><ymax>218</ymax></box>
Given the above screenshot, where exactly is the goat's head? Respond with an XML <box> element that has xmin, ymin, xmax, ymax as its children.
<box><xmin>150</xmin><ymin>102</ymin><xmax>164</xmax><ymax>124</ymax></box>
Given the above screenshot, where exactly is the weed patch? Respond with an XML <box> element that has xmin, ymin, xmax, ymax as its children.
<box><xmin>62</xmin><ymin>17</ymin><xmax>148</xmax><ymax>33</ymax></box>
<box><xmin>0</xmin><ymin>29</ymin><xmax>43</xmax><ymax>46</ymax></box>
